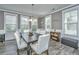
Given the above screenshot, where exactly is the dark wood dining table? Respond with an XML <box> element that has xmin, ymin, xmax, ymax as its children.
<box><xmin>21</xmin><ymin>33</ymin><xmax>38</xmax><ymax>55</ymax></box>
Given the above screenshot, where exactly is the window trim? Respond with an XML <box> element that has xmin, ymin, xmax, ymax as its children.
<box><xmin>31</xmin><ymin>18</ymin><xmax>38</xmax><ymax>32</ymax></box>
<box><xmin>20</xmin><ymin>15</ymin><xmax>30</xmax><ymax>32</ymax></box>
<box><xmin>62</xmin><ymin>6</ymin><xmax>79</xmax><ymax>37</ymax></box>
<box><xmin>4</xmin><ymin>12</ymin><xmax>18</xmax><ymax>33</ymax></box>
<box><xmin>45</xmin><ymin>15</ymin><xmax>51</xmax><ymax>31</ymax></box>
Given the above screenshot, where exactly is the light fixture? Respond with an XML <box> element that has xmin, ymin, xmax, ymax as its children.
<box><xmin>29</xmin><ymin>16</ymin><xmax>32</xmax><ymax>21</ymax></box>
<box><xmin>51</xmin><ymin>8</ymin><xmax>55</xmax><ymax>12</ymax></box>
<box><xmin>29</xmin><ymin>4</ymin><xmax>35</xmax><ymax>21</ymax></box>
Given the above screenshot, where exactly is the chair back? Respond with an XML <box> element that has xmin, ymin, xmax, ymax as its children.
<box><xmin>37</xmin><ymin>34</ymin><xmax>50</xmax><ymax>53</ymax></box>
<box><xmin>14</xmin><ymin>31</ymin><xmax>21</xmax><ymax>48</ymax></box>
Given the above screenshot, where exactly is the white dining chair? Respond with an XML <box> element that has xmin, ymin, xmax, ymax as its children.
<box><xmin>30</xmin><ymin>34</ymin><xmax>50</xmax><ymax>55</ymax></box>
<box><xmin>14</xmin><ymin>31</ymin><xmax>27</xmax><ymax>55</ymax></box>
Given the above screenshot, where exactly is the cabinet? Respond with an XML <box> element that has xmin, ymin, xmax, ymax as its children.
<box><xmin>50</xmin><ymin>32</ymin><xmax>60</xmax><ymax>42</ymax></box>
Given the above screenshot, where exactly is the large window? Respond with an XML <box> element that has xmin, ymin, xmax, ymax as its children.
<box><xmin>45</xmin><ymin>15</ymin><xmax>51</xmax><ymax>31</ymax></box>
<box><xmin>5</xmin><ymin>13</ymin><xmax>17</xmax><ymax>32</ymax></box>
<box><xmin>20</xmin><ymin>16</ymin><xmax>29</xmax><ymax>32</ymax></box>
<box><xmin>31</xmin><ymin>18</ymin><xmax>38</xmax><ymax>32</ymax></box>
<box><xmin>63</xmin><ymin>9</ymin><xmax>78</xmax><ymax>36</ymax></box>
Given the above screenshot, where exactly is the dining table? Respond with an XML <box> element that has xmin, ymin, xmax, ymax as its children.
<box><xmin>21</xmin><ymin>33</ymin><xmax>38</xmax><ymax>55</ymax></box>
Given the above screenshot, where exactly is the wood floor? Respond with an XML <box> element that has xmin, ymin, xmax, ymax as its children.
<box><xmin>0</xmin><ymin>39</ymin><xmax>79</xmax><ymax>55</ymax></box>
<box><xmin>0</xmin><ymin>40</ymin><xmax>17</xmax><ymax>55</ymax></box>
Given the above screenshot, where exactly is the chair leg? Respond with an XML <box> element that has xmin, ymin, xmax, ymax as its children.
<box><xmin>47</xmin><ymin>50</ymin><xmax>49</xmax><ymax>55</ymax></box>
<box><xmin>30</xmin><ymin>50</ymin><xmax>32</xmax><ymax>55</ymax></box>
<box><xmin>30</xmin><ymin>48</ymin><xmax>34</xmax><ymax>55</ymax></box>
<box><xmin>17</xmin><ymin>49</ymin><xmax>19</xmax><ymax>55</ymax></box>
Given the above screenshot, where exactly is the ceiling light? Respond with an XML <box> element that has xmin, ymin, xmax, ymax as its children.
<box><xmin>51</xmin><ymin>8</ymin><xmax>55</xmax><ymax>12</ymax></box>
<box><xmin>32</xmin><ymin>4</ymin><xmax>35</xmax><ymax>6</ymax></box>
<box><xmin>52</xmin><ymin>8</ymin><xmax>55</xmax><ymax>10</ymax></box>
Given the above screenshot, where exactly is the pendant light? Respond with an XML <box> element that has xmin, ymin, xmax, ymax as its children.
<box><xmin>29</xmin><ymin>4</ymin><xmax>34</xmax><ymax>21</ymax></box>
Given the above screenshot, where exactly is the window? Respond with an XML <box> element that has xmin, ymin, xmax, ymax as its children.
<box><xmin>63</xmin><ymin>9</ymin><xmax>78</xmax><ymax>36</ymax></box>
<box><xmin>31</xmin><ymin>18</ymin><xmax>38</xmax><ymax>32</ymax></box>
<box><xmin>5</xmin><ymin>13</ymin><xmax>17</xmax><ymax>32</ymax></box>
<box><xmin>45</xmin><ymin>15</ymin><xmax>51</xmax><ymax>31</ymax></box>
<box><xmin>20</xmin><ymin>16</ymin><xmax>29</xmax><ymax>32</ymax></box>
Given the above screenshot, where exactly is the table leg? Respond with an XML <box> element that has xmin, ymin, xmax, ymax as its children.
<box><xmin>27</xmin><ymin>43</ymin><xmax>31</xmax><ymax>55</ymax></box>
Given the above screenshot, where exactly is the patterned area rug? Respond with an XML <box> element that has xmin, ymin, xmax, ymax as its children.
<box><xmin>19</xmin><ymin>39</ymin><xmax>79</xmax><ymax>55</ymax></box>
<box><xmin>49</xmin><ymin>40</ymin><xmax>79</xmax><ymax>55</ymax></box>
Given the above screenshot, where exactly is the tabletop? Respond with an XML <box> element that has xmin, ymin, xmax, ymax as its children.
<box><xmin>21</xmin><ymin>33</ymin><xmax>37</xmax><ymax>44</ymax></box>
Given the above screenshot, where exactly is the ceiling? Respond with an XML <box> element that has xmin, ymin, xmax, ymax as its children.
<box><xmin>0</xmin><ymin>4</ymin><xmax>71</xmax><ymax>17</ymax></box>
